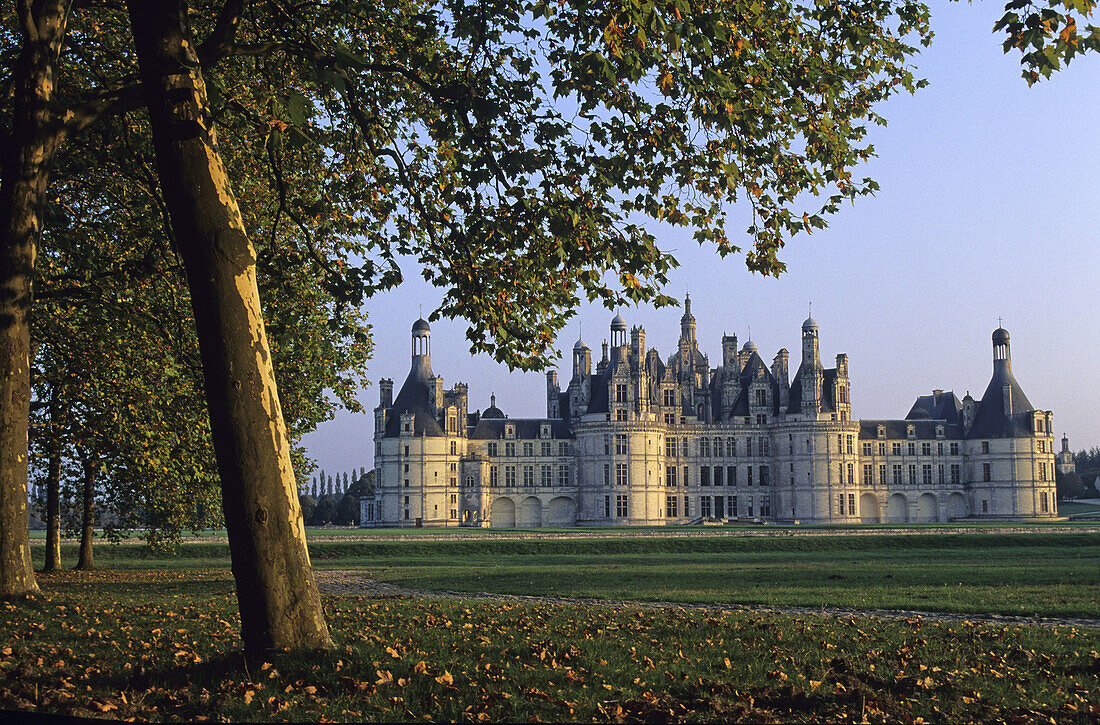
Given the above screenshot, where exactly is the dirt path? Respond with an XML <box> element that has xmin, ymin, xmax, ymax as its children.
<box><xmin>314</xmin><ymin>570</ymin><xmax>1100</xmax><ymax>630</ymax></box>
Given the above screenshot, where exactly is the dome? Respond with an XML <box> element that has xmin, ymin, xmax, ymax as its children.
<box><xmin>993</xmin><ymin>327</ymin><xmax>1010</xmax><ymax>345</ymax></box>
<box><xmin>482</xmin><ymin>394</ymin><xmax>505</xmax><ymax>419</ymax></box>
<box><xmin>412</xmin><ymin>318</ymin><xmax>431</xmax><ymax>333</ymax></box>
<box><xmin>742</xmin><ymin>339</ymin><xmax>757</xmax><ymax>353</ymax></box>
<box><xmin>573</xmin><ymin>337</ymin><xmax>588</xmax><ymax>350</ymax></box>
<box><xmin>611</xmin><ymin>313</ymin><xmax>627</xmax><ymax>331</ymax></box>
<box><xmin>802</xmin><ymin>317</ymin><xmax>818</xmax><ymax>331</ymax></box>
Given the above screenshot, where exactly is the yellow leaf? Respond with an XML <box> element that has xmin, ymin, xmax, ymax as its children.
<box><xmin>434</xmin><ymin>670</ymin><xmax>454</xmax><ymax>685</ymax></box>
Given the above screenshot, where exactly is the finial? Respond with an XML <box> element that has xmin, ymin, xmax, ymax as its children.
<box><xmin>998</xmin><ymin>315</ymin><xmax>1003</xmax><ymax>328</ymax></box>
<box><xmin>490</xmin><ymin>393</ymin><xmax>496</xmax><ymax>407</ymax></box>
<box><xmin>809</xmin><ymin>301</ymin><xmax>812</xmax><ymax>318</ymax></box>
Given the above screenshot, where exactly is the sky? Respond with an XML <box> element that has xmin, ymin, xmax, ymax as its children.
<box><xmin>301</xmin><ymin>1</ymin><xmax>1100</xmax><ymax>479</ymax></box>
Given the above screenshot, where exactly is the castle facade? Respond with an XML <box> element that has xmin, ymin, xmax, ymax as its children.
<box><xmin>363</xmin><ymin>301</ymin><xmax>1058</xmax><ymax>527</ymax></box>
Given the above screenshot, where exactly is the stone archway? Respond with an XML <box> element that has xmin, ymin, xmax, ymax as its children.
<box><xmin>518</xmin><ymin>496</ymin><xmax>542</xmax><ymax>527</ymax></box>
<box><xmin>548</xmin><ymin>496</ymin><xmax>577</xmax><ymax>527</ymax></box>
<box><xmin>916</xmin><ymin>493</ymin><xmax>938</xmax><ymax>523</ymax></box>
<box><xmin>886</xmin><ymin>493</ymin><xmax>909</xmax><ymax>523</ymax></box>
<box><xmin>859</xmin><ymin>493</ymin><xmax>880</xmax><ymax>523</ymax></box>
<box><xmin>490</xmin><ymin>497</ymin><xmax>516</xmax><ymax>528</ymax></box>
<box><xmin>946</xmin><ymin>492</ymin><xmax>968</xmax><ymax>520</ymax></box>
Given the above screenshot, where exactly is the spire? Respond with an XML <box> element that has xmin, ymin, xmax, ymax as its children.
<box><xmin>680</xmin><ymin>294</ymin><xmax>696</xmax><ymax>343</ymax></box>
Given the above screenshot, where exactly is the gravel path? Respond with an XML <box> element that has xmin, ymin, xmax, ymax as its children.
<box><xmin>314</xmin><ymin>570</ymin><xmax>1100</xmax><ymax>630</ymax></box>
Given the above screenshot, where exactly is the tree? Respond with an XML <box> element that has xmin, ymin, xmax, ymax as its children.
<box><xmin>992</xmin><ymin>0</ymin><xmax>1100</xmax><ymax>83</ymax></box>
<box><xmin>336</xmin><ymin>493</ymin><xmax>360</xmax><ymax>526</ymax></box>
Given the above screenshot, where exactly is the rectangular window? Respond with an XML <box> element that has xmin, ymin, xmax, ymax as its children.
<box><xmin>922</xmin><ymin>464</ymin><xmax>932</xmax><ymax>485</ymax></box>
<box><xmin>983</xmin><ymin>463</ymin><xmax>991</xmax><ymax>482</ymax></box>
<box><xmin>848</xmin><ymin>493</ymin><xmax>856</xmax><ymax>516</ymax></box>
<box><xmin>951</xmin><ymin>464</ymin><xmax>961</xmax><ymax>484</ymax></box>
<box><xmin>505</xmin><ymin>466</ymin><xmax>516</xmax><ymax>487</ymax></box>
<box><xmin>683</xmin><ymin>496</ymin><xmax>690</xmax><ymax>517</ymax></box>
<box><xmin>892</xmin><ymin>464</ymin><xmax>903</xmax><ymax>486</ymax></box>
<box><xmin>938</xmin><ymin>465</ymin><xmax>945</xmax><ymax>484</ymax></box>
<box><xmin>666</xmin><ymin>495</ymin><xmax>678</xmax><ymax>518</ymax></box>
<box><xmin>715</xmin><ymin>495</ymin><xmax>725</xmax><ymax>518</ymax></box>
<box><xmin>701</xmin><ymin>496</ymin><xmax>712</xmax><ymax>518</ymax></box>
<box><xmin>700</xmin><ymin>437</ymin><xmax>711</xmax><ymax>457</ymax></box>
<box><xmin>730</xmin><ymin>495</ymin><xmax>738</xmax><ymax>517</ymax></box>
<box><xmin>908</xmin><ymin>464</ymin><xmax>917</xmax><ymax>485</ymax></box>
<box><xmin>542</xmin><ymin>441</ymin><xmax>551</xmax><ymax>457</ymax></box>
<box><xmin>714</xmin><ymin>466</ymin><xmax>724</xmax><ymax>487</ymax></box>
<box><xmin>862</xmin><ymin>442</ymin><xmax>873</xmax><ymax>456</ymax></box>
<box><xmin>524</xmin><ymin>465</ymin><xmax>534</xmax><ymax>487</ymax></box>
<box><xmin>616</xmin><ymin>494</ymin><xmax>628</xmax><ymax>518</ymax></box>
<box><xmin>846</xmin><ymin>435</ymin><xmax>854</xmax><ymax>454</ymax></box>
<box><xmin>616</xmin><ymin>409</ymin><xmax>628</xmax><ymax>421</ymax></box>
<box><xmin>664</xmin><ymin>412</ymin><xmax>675</xmax><ymax>425</ymax></box>
<box><xmin>729</xmin><ymin>466</ymin><xmax>737</xmax><ymax>487</ymax></box>
<box><xmin>892</xmin><ymin>442</ymin><xmax>902</xmax><ymax>456</ymax></box>
<box><xmin>982</xmin><ymin>499</ymin><xmax>988</xmax><ymax>513</ymax></box>
<box><xmin>681</xmin><ymin>439</ymin><xmax>689</xmax><ymax>457</ymax></box>
<box><xmin>880</xmin><ymin>464</ymin><xmax>887</xmax><ymax>485</ymax></box>
<box><xmin>615</xmin><ymin>383</ymin><xmax>627</xmax><ymax>403</ymax></box>
<box><xmin>878</xmin><ymin>442</ymin><xmax>886</xmax><ymax>455</ymax></box>
<box><xmin>847</xmin><ymin>463</ymin><xmax>853</xmax><ymax>485</ymax></box>
<box><xmin>922</xmin><ymin>442</ymin><xmax>931</xmax><ymax>456</ymax></box>
<box><xmin>700</xmin><ymin>466</ymin><xmax>711</xmax><ymax>486</ymax></box>
<box><xmin>747</xmin><ymin>496</ymin><xmax>754</xmax><ymax>517</ymax></box>
<box><xmin>982</xmin><ymin>441</ymin><xmax>990</xmax><ymax>454</ymax></box>
<box><xmin>1040</xmin><ymin>491</ymin><xmax>1049</xmax><ymax>513</ymax></box>
<box><xmin>761</xmin><ymin>465</ymin><xmax>771</xmax><ymax>487</ymax></box>
<box><xmin>665</xmin><ymin>437</ymin><xmax>677</xmax><ymax>458</ymax></box>
<box><xmin>490</xmin><ymin>466</ymin><xmax>498</xmax><ymax>486</ymax></box>
<box><xmin>505</xmin><ymin>442</ymin><xmax>515</xmax><ymax>457</ymax></box>
<box><xmin>666</xmin><ymin>465</ymin><xmax>677</xmax><ymax>487</ymax></box>
<box><xmin>747</xmin><ymin>466</ymin><xmax>753</xmax><ymax>487</ymax></box>
<box><xmin>728</xmin><ymin>439</ymin><xmax>737</xmax><ymax>457</ymax></box>
<box><xmin>524</xmin><ymin>442</ymin><xmax>533</xmax><ymax>457</ymax></box>
<box><xmin>603</xmin><ymin>463</ymin><xmax>611</xmax><ymax>486</ymax></box>
<box><xmin>837</xmin><ymin>434</ymin><xmax>843</xmax><ymax>452</ymax></box>
<box><xmin>950</xmin><ymin>442</ymin><xmax>959</xmax><ymax>456</ymax></box>
<box><xmin>1039</xmin><ymin>462</ymin><xmax>1047</xmax><ymax>481</ymax></box>
<box><xmin>760</xmin><ymin>494</ymin><xmax>771</xmax><ymax>517</ymax></box>
<box><xmin>604</xmin><ymin>496</ymin><xmax>611</xmax><ymax>518</ymax></box>
<box><xmin>615</xmin><ymin>434</ymin><xmax>628</xmax><ymax>455</ymax></box>
<box><xmin>937</xmin><ymin>442</ymin><xmax>944</xmax><ymax>456</ymax></box>
<box><xmin>616</xmin><ymin>463</ymin><xmax>628</xmax><ymax>486</ymax></box>
<box><xmin>541</xmin><ymin>465</ymin><xmax>552</xmax><ymax>487</ymax></box>
<box><xmin>663</xmin><ymin>388</ymin><xmax>676</xmax><ymax>407</ymax></box>
<box><xmin>604</xmin><ymin>435</ymin><xmax>611</xmax><ymax>455</ymax></box>
<box><xmin>863</xmin><ymin>464</ymin><xmax>874</xmax><ymax>486</ymax></box>
<box><xmin>559</xmin><ymin>442</ymin><xmax>568</xmax><ymax>455</ymax></box>
<box><xmin>683</xmin><ymin>466</ymin><xmax>690</xmax><ymax>486</ymax></box>
<box><xmin>558</xmin><ymin>465</ymin><xmax>569</xmax><ymax>487</ymax></box>
<box><xmin>838</xmin><ymin>493</ymin><xmax>845</xmax><ymax>515</ymax></box>
<box><xmin>487</xmin><ymin>442</ymin><xmax>497</xmax><ymax>457</ymax></box>
<box><xmin>907</xmin><ymin>442</ymin><xmax>916</xmax><ymax>456</ymax></box>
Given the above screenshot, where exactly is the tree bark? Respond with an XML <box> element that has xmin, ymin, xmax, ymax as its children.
<box><xmin>43</xmin><ymin>407</ymin><xmax>62</xmax><ymax>572</ymax></box>
<box><xmin>1</xmin><ymin>0</ymin><xmax>73</xmax><ymax>598</ymax></box>
<box><xmin>126</xmin><ymin>0</ymin><xmax>332</xmax><ymax>655</ymax></box>
<box><xmin>75</xmin><ymin>455</ymin><xmax>94</xmax><ymax>570</ymax></box>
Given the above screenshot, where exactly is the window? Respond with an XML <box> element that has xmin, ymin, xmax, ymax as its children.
<box><xmin>505</xmin><ymin>466</ymin><xmax>516</xmax><ymax>487</ymax></box>
<box><xmin>664</xmin><ymin>412</ymin><xmax>676</xmax><ymax>426</ymax></box>
<box><xmin>922</xmin><ymin>464</ymin><xmax>932</xmax><ymax>485</ymax></box>
<box><xmin>892</xmin><ymin>464</ymin><xmax>903</xmax><ymax>485</ymax></box>
<box><xmin>616</xmin><ymin>409</ymin><xmax>628</xmax><ymax>421</ymax></box>
<box><xmin>505</xmin><ymin>442</ymin><xmax>515</xmax><ymax>457</ymax></box>
<box><xmin>1040</xmin><ymin>491</ymin><xmax>1049</xmax><ymax>513</ymax></box>
<box><xmin>403</xmin><ymin>463</ymin><xmax>409</xmax><ymax>473</ymax></box>
<box><xmin>490</xmin><ymin>466</ymin><xmax>498</xmax><ymax>486</ymax></box>
<box><xmin>615</xmin><ymin>463</ymin><xmax>628</xmax><ymax>486</ymax></box>
<box><xmin>982</xmin><ymin>499</ymin><xmax>988</xmax><ymax>513</ymax></box>
<box><xmin>701</xmin><ymin>496</ymin><xmax>713</xmax><ymax>517</ymax></box>
<box><xmin>937</xmin><ymin>442</ymin><xmax>944</xmax><ymax>456</ymax></box>
<box><xmin>729</xmin><ymin>495</ymin><xmax>738</xmax><ymax>517</ymax></box>
<box><xmin>616</xmin><ymin>494</ymin><xmax>628</xmax><ymax>518</ymax></box>
<box><xmin>862</xmin><ymin>442</ymin><xmax>873</xmax><ymax>456</ymax></box>
<box><xmin>922</xmin><ymin>442</ymin><xmax>931</xmax><ymax>456</ymax></box>
<box><xmin>604</xmin><ymin>435</ymin><xmax>611</xmax><ymax>455</ymax></box>
<box><xmin>908</xmin><ymin>464</ymin><xmax>917</xmax><ymax>485</ymax></box>
<box><xmin>747</xmin><ymin>466</ymin><xmax>753</xmax><ymax>487</ymax></box>
<box><xmin>682</xmin><ymin>466</ymin><xmax>690</xmax><ymax>486</ymax></box>
<box><xmin>604</xmin><ymin>496</ymin><xmax>611</xmax><ymax>518</ymax></box>
<box><xmin>700</xmin><ymin>466</ymin><xmax>711</xmax><ymax>486</ymax></box>
<box><xmin>877</xmin><ymin>442</ymin><xmax>885</xmax><ymax>455</ymax></box>
<box><xmin>449</xmin><ymin>477</ymin><xmax>457</xmax><ymax>488</ymax></box>
<box><xmin>487</xmin><ymin>442</ymin><xmax>497</xmax><ymax>457</ymax></box>
<box><xmin>1039</xmin><ymin>462</ymin><xmax>1046</xmax><ymax>481</ymax></box>
<box><xmin>761</xmin><ymin>438</ymin><xmax>770</xmax><ymax>456</ymax></box>
<box><xmin>761</xmin><ymin>465</ymin><xmax>771</xmax><ymax>487</ymax></box>
<box><xmin>846</xmin><ymin>435</ymin><xmax>854</xmax><ymax>454</ymax></box>
<box><xmin>892</xmin><ymin>442</ymin><xmax>902</xmax><ymax>456</ymax></box>
<box><xmin>756</xmin><ymin>389</ymin><xmax>767</xmax><ymax>406</ymax></box>
<box><xmin>541</xmin><ymin>424</ymin><xmax>551</xmax><ymax>438</ymax></box>
<box><xmin>729</xmin><ymin>466</ymin><xmax>737</xmax><ymax>487</ymax></box>
<box><xmin>666</xmin><ymin>495</ymin><xmax>678</xmax><ymax>518</ymax></box>
<box><xmin>523</xmin><ymin>442</ymin><xmax>533</xmax><ymax>457</ymax></box>
<box><xmin>450</xmin><ymin>508</ymin><xmax>457</xmax><ymax>519</ymax></box>
<box><xmin>907</xmin><ymin>442</ymin><xmax>916</xmax><ymax>456</ymax></box>
<box><xmin>715</xmin><ymin>495</ymin><xmax>725</xmax><ymax>518</ymax></box>
<box><xmin>558</xmin><ymin>442</ymin><xmax>569</xmax><ymax>455</ymax></box>
<box><xmin>542</xmin><ymin>441</ymin><xmax>551</xmax><ymax>457</ymax></box>
<box><xmin>603</xmin><ymin>463</ymin><xmax>611</xmax><ymax>486</ymax></box>
<box><xmin>699</xmin><ymin>437</ymin><xmax>710</xmax><ymax>457</ymax></box>
<box><xmin>847</xmin><ymin>493</ymin><xmax>856</xmax><ymax>516</ymax></box>
<box><xmin>541</xmin><ymin>465</ymin><xmax>552</xmax><ymax>487</ymax></box>
<box><xmin>727</xmin><ymin>438</ymin><xmax>737</xmax><ymax>457</ymax></box>
<box><xmin>714</xmin><ymin>437</ymin><xmax>723</xmax><ymax>457</ymax></box>
<box><xmin>681</xmin><ymin>438</ymin><xmax>689</xmax><ymax>456</ymax></box>
<box><xmin>450</xmin><ymin>441</ymin><xmax>457</xmax><ymax>455</ymax></box>
<box><xmin>714</xmin><ymin>466</ymin><xmax>724</xmax><ymax>487</ymax></box>
<box><xmin>846</xmin><ymin>463</ymin><xmax>853</xmax><ymax>485</ymax></box>
<box><xmin>950</xmin><ymin>442</ymin><xmax>959</xmax><ymax>456</ymax></box>
<box><xmin>663</xmin><ymin>388</ymin><xmax>676</xmax><ymax>407</ymax></box>
<box><xmin>837</xmin><ymin>434</ymin><xmax>843</xmax><ymax>451</ymax></box>
<box><xmin>951</xmin><ymin>464</ymin><xmax>961</xmax><ymax>484</ymax></box>
<box><xmin>982</xmin><ymin>441</ymin><xmax>990</xmax><ymax>454</ymax></box>
<box><xmin>879</xmin><ymin>464</ymin><xmax>887</xmax><ymax>485</ymax></box>
<box><xmin>615</xmin><ymin>434</ymin><xmax>628</xmax><ymax>455</ymax></box>
<box><xmin>665</xmin><ymin>438</ymin><xmax>677</xmax><ymax>458</ymax></box>
<box><xmin>615</xmin><ymin>383</ymin><xmax>627</xmax><ymax>402</ymax></box>
<box><xmin>756</xmin><ymin>414</ymin><xmax>767</xmax><ymax>425</ymax></box>
<box><xmin>838</xmin><ymin>493</ymin><xmax>845</xmax><ymax>515</ymax></box>
<box><xmin>666</xmin><ymin>465</ymin><xmax>678</xmax><ymax>487</ymax></box>
<box><xmin>983</xmin><ymin>463</ymin><xmax>991</xmax><ymax>482</ymax></box>
<box><xmin>863</xmin><ymin>464</ymin><xmax>873</xmax><ymax>486</ymax></box>
<box><xmin>558</xmin><ymin>465</ymin><xmax>569</xmax><ymax>486</ymax></box>
<box><xmin>938</xmin><ymin>465</ymin><xmax>945</xmax><ymax>484</ymax></box>
<box><xmin>505</xmin><ymin>424</ymin><xmax>515</xmax><ymax>438</ymax></box>
<box><xmin>523</xmin><ymin>465</ymin><xmax>534</xmax><ymax>487</ymax></box>
<box><xmin>683</xmin><ymin>496</ymin><xmax>690</xmax><ymax>517</ymax></box>
<box><xmin>746</xmin><ymin>496</ymin><xmax>754</xmax><ymax>517</ymax></box>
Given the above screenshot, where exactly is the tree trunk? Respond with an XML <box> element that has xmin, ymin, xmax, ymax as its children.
<box><xmin>0</xmin><ymin>0</ymin><xmax>73</xmax><ymax>598</ymax></box>
<box><xmin>127</xmin><ymin>0</ymin><xmax>332</xmax><ymax>655</ymax></box>
<box><xmin>43</xmin><ymin>417</ymin><xmax>62</xmax><ymax>572</ymax></box>
<box><xmin>75</xmin><ymin>456</ymin><xmax>94</xmax><ymax>570</ymax></box>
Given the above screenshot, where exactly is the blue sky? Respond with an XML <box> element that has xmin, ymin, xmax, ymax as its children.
<box><xmin>302</xmin><ymin>1</ymin><xmax>1100</xmax><ymax>478</ymax></box>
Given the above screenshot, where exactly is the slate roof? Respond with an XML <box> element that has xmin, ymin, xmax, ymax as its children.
<box><xmin>906</xmin><ymin>391</ymin><xmax>963</xmax><ymax>425</ymax></box>
<box><xmin>468</xmin><ymin>417</ymin><xmax>573</xmax><ymax>440</ymax></box>
<box><xmin>786</xmin><ymin>363</ymin><xmax>836</xmax><ymax>414</ymax></box>
<box><xmin>383</xmin><ymin>357</ymin><xmax>444</xmax><ymax>438</ymax></box>
<box><xmin>967</xmin><ymin>361</ymin><xmax>1036</xmax><ymax>438</ymax></box>
<box><xmin>858</xmin><ymin>419</ymin><xmax>964</xmax><ymax>440</ymax></box>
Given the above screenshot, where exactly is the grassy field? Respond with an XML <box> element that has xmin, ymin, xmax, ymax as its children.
<box><xmin>2</xmin><ymin>568</ymin><xmax>1098</xmax><ymax>722</ymax></box>
<box><xmin>30</xmin><ymin>531</ymin><xmax>1100</xmax><ymax>618</ymax></box>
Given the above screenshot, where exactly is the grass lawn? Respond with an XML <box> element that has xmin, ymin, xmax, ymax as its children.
<box><xmin>1059</xmin><ymin>501</ymin><xmax>1100</xmax><ymax>516</ymax></box>
<box><xmin>2</xmin><ymin>568</ymin><xmax>1098</xmax><ymax>722</ymax></box>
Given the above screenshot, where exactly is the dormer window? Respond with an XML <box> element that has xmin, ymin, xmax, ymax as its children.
<box><xmin>505</xmin><ymin>424</ymin><xmax>515</xmax><ymax>438</ymax></box>
<box><xmin>877</xmin><ymin>425</ymin><xmax>885</xmax><ymax>439</ymax></box>
<box><xmin>936</xmin><ymin>425</ymin><xmax>944</xmax><ymax>439</ymax></box>
<box><xmin>906</xmin><ymin>425</ymin><xmax>915</xmax><ymax>439</ymax></box>
<box><xmin>541</xmin><ymin>424</ymin><xmax>551</xmax><ymax>439</ymax></box>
